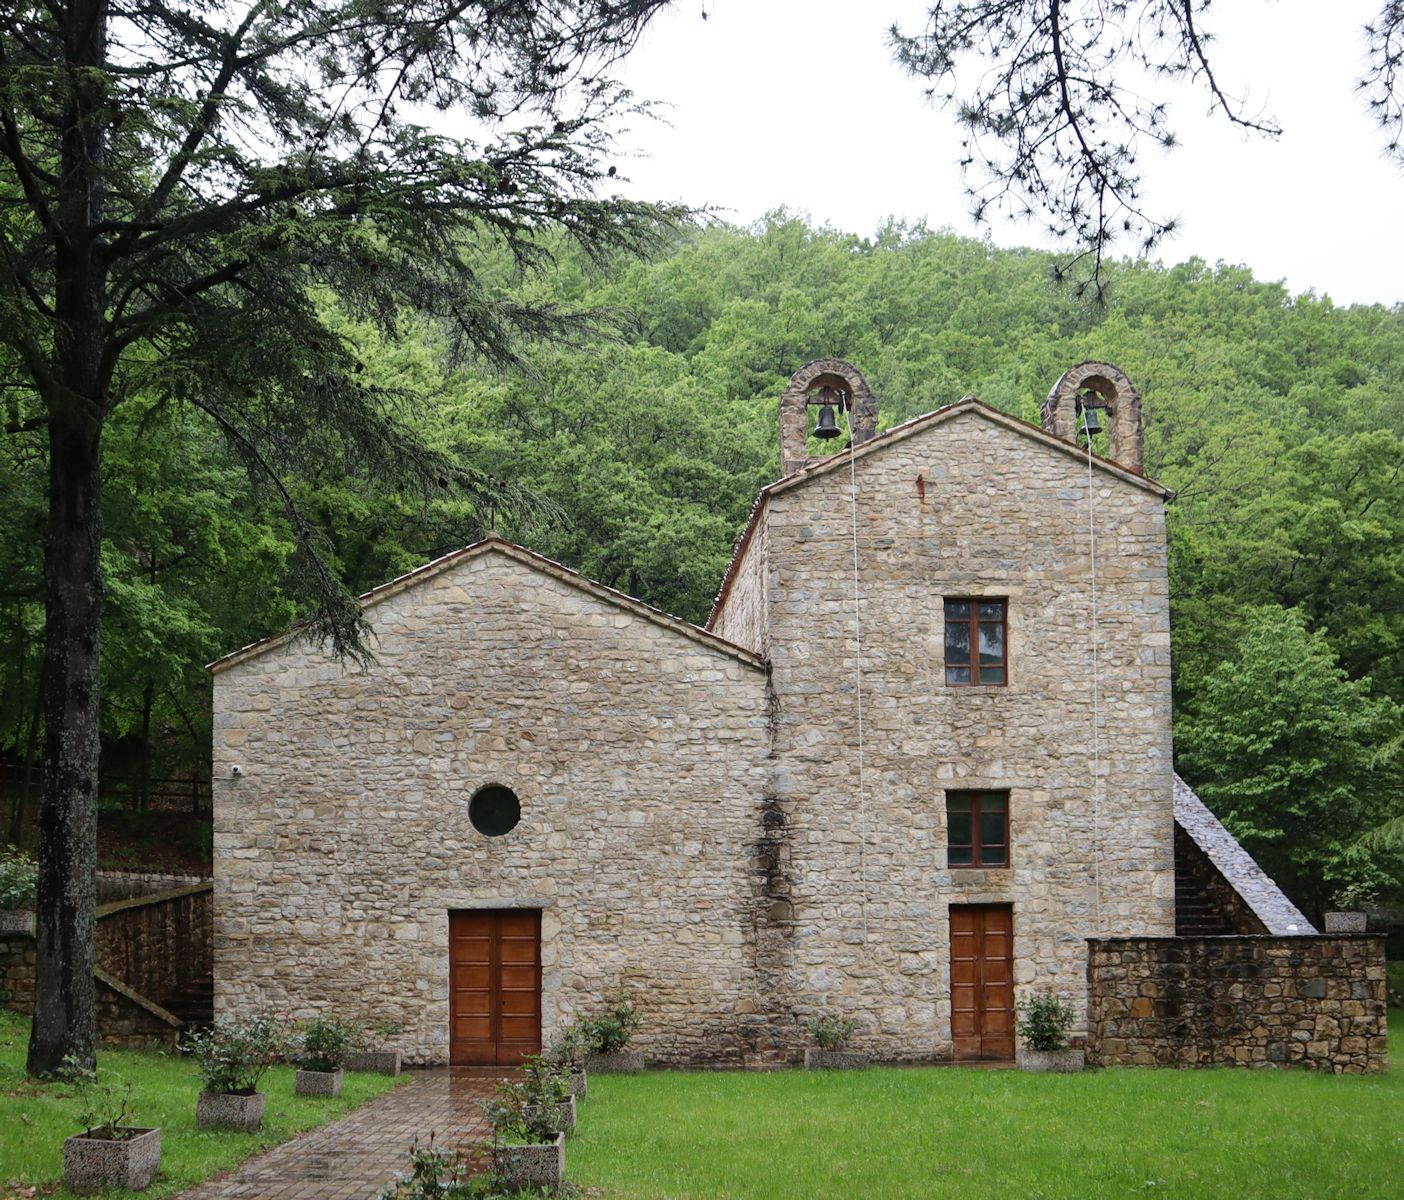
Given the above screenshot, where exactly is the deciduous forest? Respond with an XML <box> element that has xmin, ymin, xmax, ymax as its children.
<box><xmin>4</xmin><ymin>212</ymin><xmax>1402</xmax><ymax>918</ymax></box>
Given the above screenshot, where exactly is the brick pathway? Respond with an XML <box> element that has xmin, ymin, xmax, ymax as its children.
<box><xmin>176</xmin><ymin>1070</ymin><xmax>505</xmax><ymax>1200</ymax></box>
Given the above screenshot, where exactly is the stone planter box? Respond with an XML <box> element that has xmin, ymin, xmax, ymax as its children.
<box><xmin>493</xmin><ymin>1132</ymin><xmax>565</xmax><ymax>1192</ymax></box>
<box><xmin>585</xmin><ymin>1050</ymin><xmax>644</xmax><ymax>1074</ymax></box>
<box><xmin>0</xmin><ymin>909</ymin><xmax>33</xmax><ymax>935</ymax></box>
<box><xmin>63</xmin><ymin>1126</ymin><xmax>161</xmax><ymax>1194</ymax></box>
<box><xmin>196</xmin><ymin>1090</ymin><xmax>266</xmax><ymax>1132</ymax></box>
<box><xmin>524</xmin><ymin>1094</ymin><xmax>576</xmax><ymax>1135</ymax></box>
<box><xmin>565</xmin><ymin>1068</ymin><xmax>587</xmax><ymax>1100</ymax></box>
<box><xmin>804</xmin><ymin>1048</ymin><xmax>869</xmax><ymax>1070</ymax></box>
<box><xmin>346</xmin><ymin>1049</ymin><xmax>401</xmax><ymax>1075</ymax></box>
<box><xmin>1017</xmin><ymin>1047</ymin><xmax>1085</xmax><ymax>1073</ymax></box>
<box><xmin>1324</xmin><ymin>911</ymin><xmax>1368</xmax><ymax>933</ymax></box>
<box><xmin>295</xmin><ymin>1068</ymin><xmax>344</xmax><ymax>1097</ymax></box>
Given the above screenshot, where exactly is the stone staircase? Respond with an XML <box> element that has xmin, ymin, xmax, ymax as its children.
<box><xmin>1174</xmin><ymin>871</ymin><xmax>1235</xmax><ymax>936</ymax></box>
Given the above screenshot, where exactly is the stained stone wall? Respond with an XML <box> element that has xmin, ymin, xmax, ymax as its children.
<box><xmin>212</xmin><ymin>546</ymin><xmax>772</xmax><ymax>1066</ymax></box>
<box><xmin>1087</xmin><ymin>935</ymin><xmax>1388</xmax><ymax>1073</ymax></box>
<box><xmin>96</xmin><ymin>883</ymin><xmax>212</xmax><ymax>1007</ymax></box>
<box><xmin>711</xmin><ymin>521</ymin><xmax>768</xmax><ymax>656</ymax></box>
<box><xmin>713</xmin><ymin>406</ymin><xmax>1176</xmax><ymax>1061</ymax></box>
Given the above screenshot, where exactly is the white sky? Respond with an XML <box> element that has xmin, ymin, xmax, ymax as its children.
<box><xmin>612</xmin><ymin>1</ymin><xmax>1404</xmax><ymax>307</ymax></box>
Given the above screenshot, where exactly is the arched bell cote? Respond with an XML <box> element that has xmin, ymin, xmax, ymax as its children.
<box><xmin>1041</xmin><ymin>361</ymin><xmax>1145</xmax><ymax>474</ymax></box>
<box><xmin>778</xmin><ymin>359</ymin><xmax>878</xmax><ymax>478</ymax></box>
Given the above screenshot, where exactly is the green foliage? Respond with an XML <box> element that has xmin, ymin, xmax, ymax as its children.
<box><xmin>582</xmin><ymin>993</ymin><xmax>641</xmax><ymax>1055</ymax></box>
<box><xmin>0</xmin><ymin>846</ymin><xmax>37</xmax><ymax>909</ymax></box>
<box><xmin>543</xmin><ymin>1021</ymin><xmax>589</xmax><ymax>1072</ymax></box>
<box><xmin>1178</xmin><ymin>606</ymin><xmax>1404</xmax><ymax>914</ymax></box>
<box><xmin>1016</xmin><ymin>994</ymin><xmax>1077</xmax><ymax>1053</ymax></box>
<box><xmin>294</xmin><ymin>1016</ymin><xmax>359</xmax><ymax>1074</ymax></box>
<box><xmin>483</xmin><ymin>1054</ymin><xmax>567</xmax><ymax>1145</ymax></box>
<box><xmin>381</xmin><ymin>1136</ymin><xmax>567</xmax><ymax>1200</ymax></box>
<box><xmin>64</xmin><ymin>1058</ymin><xmax>140</xmax><ymax>1140</ymax></box>
<box><xmin>805</xmin><ymin>1015</ymin><xmax>857</xmax><ymax>1051</ymax></box>
<box><xmin>183</xmin><ymin>1017</ymin><xmax>287</xmax><ymax>1095</ymax></box>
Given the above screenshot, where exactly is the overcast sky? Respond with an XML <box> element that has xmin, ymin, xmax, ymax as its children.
<box><xmin>611</xmin><ymin>1</ymin><xmax>1404</xmax><ymax>307</ymax></box>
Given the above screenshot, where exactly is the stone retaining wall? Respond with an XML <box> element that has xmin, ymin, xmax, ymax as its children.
<box><xmin>97</xmin><ymin>883</ymin><xmax>212</xmax><ymax>1005</ymax></box>
<box><xmin>1087</xmin><ymin>935</ymin><xmax>1388</xmax><ymax>1074</ymax></box>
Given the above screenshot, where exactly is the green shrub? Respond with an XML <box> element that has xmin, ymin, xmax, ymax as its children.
<box><xmin>483</xmin><ymin>1054</ymin><xmax>567</xmax><ymax>1145</ymax></box>
<box><xmin>295</xmin><ymin>1015</ymin><xmax>359</xmax><ymax>1072</ymax></box>
<box><xmin>1016</xmin><ymin>993</ymin><xmax>1077</xmax><ymax>1052</ymax></box>
<box><xmin>381</xmin><ymin>1136</ymin><xmax>565</xmax><ymax>1199</ymax></box>
<box><xmin>543</xmin><ymin>1019</ymin><xmax>588</xmax><ymax>1072</ymax></box>
<box><xmin>65</xmin><ymin>1057</ymin><xmax>141</xmax><ymax>1140</ymax></box>
<box><xmin>183</xmin><ymin>1016</ymin><xmax>287</xmax><ymax>1094</ymax></box>
<box><xmin>805</xmin><ymin>1014</ymin><xmax>857</xmax><ymax>1051</ymax></box>
<box><xmin>0</xmin><ymin>845</ymin><xmax>37</xmax><ymax>909</ymax></box>
<box><xmin>583</xmin><ymin>993</ymin><xmax>640</xmax><ymax>1054</ymax></box>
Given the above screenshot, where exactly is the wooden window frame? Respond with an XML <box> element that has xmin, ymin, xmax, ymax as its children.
<box><xmin>944</xmin><ymin>597</ymin><xmax>1008</xmax><ymax>686</ymax></box>
<box><xmin>945</xmin><ymin>790</ymin><xmax>1011</xmax><ymax>869</ymax></box>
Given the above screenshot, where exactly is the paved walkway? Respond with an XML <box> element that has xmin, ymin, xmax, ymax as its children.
<box><xmin>176</xmin><ymin>1070</ymin><xmax>504</xmax><ymax>1200</ymax></box>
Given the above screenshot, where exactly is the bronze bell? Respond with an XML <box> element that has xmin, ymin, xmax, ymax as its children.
<box><xmin>812</xmin><ymin>390</ymin><xmax>842</xmax><ymax>440</ymax></box>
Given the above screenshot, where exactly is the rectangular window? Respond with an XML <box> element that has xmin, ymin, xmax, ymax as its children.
<box><xmin>946</xmin><ymin>791</ymin><xmax>1009</xmax><ymax>868</ymax></box>
<box><xmin>944</xmin><ymin>599</ymin><xmax>1007</xmax><ymax>685</ymax></box>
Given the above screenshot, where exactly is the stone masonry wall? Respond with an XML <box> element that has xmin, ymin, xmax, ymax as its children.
<box><xmin>212</xmin><ymin>548</ymin><xmax>772</xmax><ymax>1066</ymax></box>
<box><xmin>715</xmin><ymin>407</ymin><xmax>1176</xmax><ymax>1061</ymax></box>
<box><xmin>2</xmin><ymin>932</ymin><xmax>181</xmax><ymax>1048</ymax></box>
<box><xmin>1087</xmin><ymin>935</ymin><xmax>1388</xmax><ymax>1073</ymax></box>
<box><xmin>711</xmin><ymin>521</ymin><xmax>768</xmax><ymax>657</ymax></box>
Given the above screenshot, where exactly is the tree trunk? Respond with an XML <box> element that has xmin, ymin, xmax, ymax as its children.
<box><xmin>27</xmin><ymin>415</ymin><xmax>104</xmax><ymax>1077</ymax></box>
<box><xmin>9</xmin><ymin>664</ymin><xmax>44</xmax><ymax>848</ymax></box>
<box><xmin>27</xmin><ymin>0</ymin><xmax>109</xmax><ymax>1077</ymax></box>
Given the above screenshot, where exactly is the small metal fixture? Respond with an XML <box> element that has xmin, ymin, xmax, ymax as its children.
<box><xmin>812</xmin><ymin>386</ymin><xmax>844</xmax><ymax>440</ymax></box>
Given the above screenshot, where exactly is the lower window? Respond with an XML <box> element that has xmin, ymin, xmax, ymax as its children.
<box><xmin>946</xmin><ymin>791</ymin><xmax>1009</xmax><ymax>867</ymax></box>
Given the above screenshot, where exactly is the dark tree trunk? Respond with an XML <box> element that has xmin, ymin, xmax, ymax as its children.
<box><xmin>27</xmin><ymin>0</ymin><xmax>109</xmax><ymax>1078</ymax></box>
<box><xmin>27</xmin><ymin>414</ymin><xmax>104</xmax><ymax>1077</ymax></box>
<box><xmin>10</xmin><ymin>665</ymin><xmax>44</xmax><ymax>847</ymax></box>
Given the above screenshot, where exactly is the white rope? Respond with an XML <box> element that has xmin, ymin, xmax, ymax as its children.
<box><xmin>1087</xmin><ymin>429</ymin><xmax>1104</xmax><ymax>935</ymax></box>
<box><xmin>848</xmin><ymin>417</ymin><xmax>869</xmax><ymax>945</ymax></box>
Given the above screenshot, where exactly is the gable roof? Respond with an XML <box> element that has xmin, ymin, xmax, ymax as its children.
<box><xmin>207</xmin><ymin>535</ymin><xmax>766</xmax><ymax>676</ymax></box>
<box><xmin>1173</xmin><ymin>774</ymin><xmax>1316</xmax><ymax>935</ymax></box>
<box><xmin>707</xmin><ymin>396</ymin><xmax>1173</xmax><ymax>629</ymax></box>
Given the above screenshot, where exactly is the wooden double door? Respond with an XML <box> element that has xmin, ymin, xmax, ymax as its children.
<box><xmin>449</xmin><ymin>910</ymin><xmax>542</xmax><ymax>1066</ymax></box>
<box><xmin>950</xmin><ymin>904</ymin><xmax>1015</xmax><ymax>1061</ymax></box>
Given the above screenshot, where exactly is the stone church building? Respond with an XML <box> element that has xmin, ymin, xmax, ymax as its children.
<box><xmin>209</xmin><ymin>359</ymin><xmax>1312</xmax><ymax>1068</ymax></box>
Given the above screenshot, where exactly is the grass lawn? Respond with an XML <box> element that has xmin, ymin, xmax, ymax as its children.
<box><xmin>571</xmin><ymin>1010</ymin><xmax>1404</xmax><ymax>1200</ymax></box>
<box><xmin>0</xmin><ymin>1010</ymin><xmax>404</xmax><ymax>1198</ymax></box>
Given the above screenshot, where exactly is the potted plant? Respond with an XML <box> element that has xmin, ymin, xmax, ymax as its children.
<box><xmin>62</xmin><ymin>1065</ymin><xmax>161</xmax><ymax>1194</ymax></box>
<box><xmin>293</xmin><ymin>1014</ymin><xmax>356</xmax><ymax>1097</ymax></box>
<box><xmin>520</xmin><ymin>1053</ymin><xmax>576</xmax><ymax>1135</ymax></box>
<box><xmin>185</xmin><ymin>1015</ymin><xmax>284</xmax><ymax>1132</ymax></box>
<box><xmin>484</xmin><ymin>1066</ymin><xmax>566</xmax><ymax>1192</ymax></box>
<box><xmin>0</xmin><ymin>844</ymin><xmax>37</xmax><ymax>934</ymax></box>
<box><xmin>803</xmin><ymin>1014</ymin><xmax>867</xmax><ymax>1069</ymax></box>
<box><xmin>544</xmin><ymin>1020</ymin><xmax>589</xmax><ymax>1100</ymax></box>
<box><xmin>381</xmin><ymin>1135</ymin><xmax>473</xmax><ymax>1200</ymax></box>
<box><xmin>582</xmin><ymin>992</ymin><xmax>643</xmax><ymax>1074</ymax></box>
<box><xmin>1323</xmin><ymin>883</ymin><xmax>1374</xmax><ymax>933</ymax></box>
<box><xmin>1016</xmin><ymin>992</ymin><xmax>1083</xmax><ymax>1072</ymax></box>
<box><xmin>347</xmin><ymin>1018</ymin><xmax>404</xmax><ymax>1076</ymax></box>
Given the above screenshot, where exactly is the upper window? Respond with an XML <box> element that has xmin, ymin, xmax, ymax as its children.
<box><xmin>944</xmin><ymin>599</ymin><xmax>1006</xmax><ymax>685</ymax></box>
<box><xmin>946</xmin><ymin>791</ymin><xmax>1009</xmax><ymax>868</ymax></box>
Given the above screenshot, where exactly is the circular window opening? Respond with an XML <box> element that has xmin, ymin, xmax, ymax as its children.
<box><xmin>469</xmin><ymin>784</ymin><xmax>521</xmax><ymax>837</ymax></box>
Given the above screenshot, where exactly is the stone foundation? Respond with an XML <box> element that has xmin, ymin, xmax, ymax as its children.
<box><xmin>1086</xmin><ymin>935</ymin><xmax>1388</xmax><ymax>1074</ymax></box>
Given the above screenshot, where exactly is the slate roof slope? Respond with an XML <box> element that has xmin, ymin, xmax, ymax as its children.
<box><xmin>1174</xmin><ymin>773</ymin><xmax>1317</xmax><ymax>935</ymax></box>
